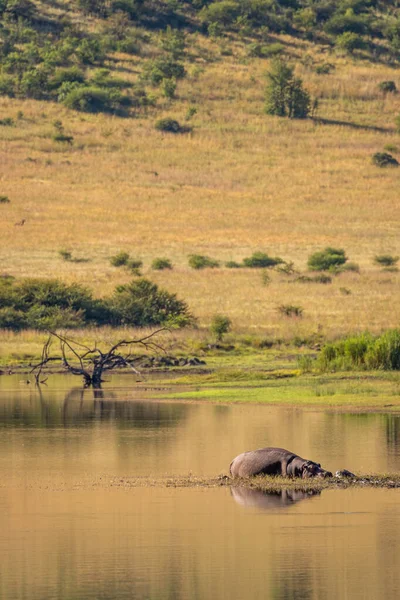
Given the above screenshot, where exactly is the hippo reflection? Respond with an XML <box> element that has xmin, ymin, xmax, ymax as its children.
<box><xmin>231</xmin><ymin>487</ymin><xmax>321</xmax><ymax>510</ymax></box>
<box><xmin>230</xmin><ymin>447</ymin><xmax>332</xmax><ymax>479</ymax></box>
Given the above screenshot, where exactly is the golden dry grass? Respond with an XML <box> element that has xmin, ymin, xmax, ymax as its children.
<box><xmin>1</xmin><ymin>31</ymin><xmax>400</xmax><ymax>339</ymax></box>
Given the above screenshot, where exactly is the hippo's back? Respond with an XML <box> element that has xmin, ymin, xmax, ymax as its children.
<box><xmin>230</xmin><ymin>447</ymin><xmax>296</xmax><ymax>478</ymax></box>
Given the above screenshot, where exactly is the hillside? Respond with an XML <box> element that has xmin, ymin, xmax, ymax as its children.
<box><xmin>1</xmin><ymin>0</ymin><xmax>400</xmax><ymax>342</ymax></box>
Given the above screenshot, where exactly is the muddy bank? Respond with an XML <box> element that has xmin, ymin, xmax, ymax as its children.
<box><xmin>3</xmin><ymin>474</ymin><xmax>400</xmax><ymax>492</ymax></box>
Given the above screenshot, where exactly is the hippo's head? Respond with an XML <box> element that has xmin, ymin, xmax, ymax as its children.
<box><xmin>302</xmin><ymin>461</ymin><xmax>332</xmax><ymax>479</ymax></box>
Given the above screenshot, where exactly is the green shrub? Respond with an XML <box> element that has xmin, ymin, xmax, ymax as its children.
<box><xmin>0</xmin><ymin>117</ymin><xmax>14</xmax><ymax>126</ymax></box>
<box><xmin>110</xmin><ymin>251</ymin><xmax>130</xmax><ymax>267</ymax></box>
<box><xmin>242</xmin><ymin>252</ymin><xmax>283</xmax><ymax>268</ymax></box>
<box><xmin>188</xmin><ymin>254</ymin><xmax>219</xmax><ymax>269</ymax></box>
<box><xmin>159</xmin><ymin>26</ymin><xmax>186</xmax><ymax>60</ymax></box>
<box><xmin>378</xmin><ymin>81</ymin><xmax>397</xmax><ymax>94</ymax></box>
<box><xmin>325</xmin><ymin>13</ymin><xmax>369</xmax><ymax>36</ymax></box>
<box><xmin>62</xmin><ymin>86</ymin><xmax>128</xmax><ymax>113</ymax></box>
<box><xmin>0</xmin><ymin>307</ymin><xmax>27</xmax><ymax>330</ymax></box>
<box><xmin>75</xmin><ymin>38</ymin><xmax>106</xmax><ymax>65</ymax></box>
<box><xmin>210</xmin><ymin>314</ymin><xmax>231</xmax><ymax>342</ymax></box>
<box><xmin>0</xmin><ymin>75</ymin><xmax>16</xmax><ymax>97</ymax></box>
<box><xmin>155</xmin><ymin>118</ymin><xmax>182</xmax><ymax>133</ymax></box>
<box><xmin>109</xmin><ymin>278</ymin><xmax>193</xmax><ymax>327</ymax></box>
<box><xmin>200</xmin><ymin>1</ymin><xmax>240</xmax><ymax>27</ymax></box>
<box><xmin>307</xmin><ymin>247</ymin><xmax>347</xmax><ymax>271</ymax></box>
<box><xmin>20</xmin><ymin>68</ymin><xmax>50</xmax><ymax>99</ymax></box>
<box><xmin>59</xmin><ymin>249</ymin><xmax>72</xmax><ymax>261</ymax></box>
<box><xmin>5</xmin><ymin>0</ymin><xmax>36</xmax><ymax>21</ymax></box>
<box><xmin>319</xmin><ymin>330</ymin><xmax>400</xmax><ymax>372</ymax></box>
<box><xmin>335</xmin><ymin>32</ymin><xmax>367</xmax><ymax>54</ymax></box>
<box><xmin>162</xmin><ymin>77</ymin><xmax>177</xmax><ymax>99</ymax></box>
<box><xmin>91</xmin><ymin>68</ymin><xmax>128</xmax><ymax>88</ymax></box>
<box><xmin>372</xmin><ymin>152</ymin><xmax>399</xmax><ymax>167</ymax></box>
<box><xmin>0</xmin><ymin>277</ymin><xmax>107</xmax><ymax>329</ymax></box>
<box><xmin>367</xmin><ymin>330</ymin><xmax>400</xmax><ymax>370</ymax></box>
<box><xmin>225</xmin><ymin>260</ymin><xmax>241</xmax><ymax>269</ymax></box>
<box><xmin>336</xmin><ymin>261</ymin><xmax>360</xmax><ymax>274</ymax></box>
<box><xmin>142</xmin><ymin>56</ymin><xmax>185</xmax><ymax>86</ymax></box>
<box><xmin>50</xmin><ymin>66</ymin><xmax>86</xmax><ymax>90</ymax></box>
<box><xmin>248</xmin><ymin>42</ymin><xmax>284</xmax><ymax>58</ymax></box>
<box><xmin>24</xmin><ymin>305</ymin><xmax>86</xmax><ymax>330</ymax></box>
<box><xmin>151</xmin><ymin>258</ymin><xmax>173</xmax><ymax>270</ymax></box>
<box><xmin>0</xmin><ymin>195</ymin><xmax>10</xmax><ymax>203</ymax></box>
<box><xmin>126</xmin><ymin>259</ymin><xmax>143</xmax><ymax>275</ymax></box>
<box><xmin>374</xmin><ymin>255</ymin><xmax>399</xmax><ymax>268</ymax></box>
<box><xmin>265</xmin><ymin>59</ymin><xmax>310</xmax><ymax>119</ymax></box>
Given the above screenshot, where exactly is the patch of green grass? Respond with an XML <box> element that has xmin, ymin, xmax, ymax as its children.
<box><xmin>158</xmin><ymin>372</ymin><xmax>400</xmax><ymax>409</ymax></box>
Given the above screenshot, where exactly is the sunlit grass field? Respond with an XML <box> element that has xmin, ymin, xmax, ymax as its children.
<box><xmin>1</xmin><ymin>30</ymin><xmax>399</xmax><ymax>342</ymax></box>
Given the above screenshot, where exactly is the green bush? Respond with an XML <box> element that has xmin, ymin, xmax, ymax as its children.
<box><xmin>372</xmin><ymin>152</ymin><xmax>399</xmax><ymax>167</ymax></box>
<box><xmin>110</xmin><ymin>251</ymin><xmax>130</xmax><ymax>267</ymax></box>
<box><xmin>200</xmin><ymin>1</ymin><xmax>240</xmax><ymax>27</ymax></box>
<box><xmin>75</xmin><ymin>38</ymin><xmax>106</xmax><ymax>65</ymax></box>
<box><xmin>50</xmin><ymin>66</ymin><xmax>86</xmax><ymax>90</ymax></box>
<box><xmin>335</xmin><ymin>32</ymin><xmax>367</xmax><ymax>54</ymax></box>
<box><xmin>0</xmin><ymin>75</ymin><xmax>16</xmax><ymax>97</ymax></box>
<box><xmin>142</xmin><ymin>56</ymin><xmax>185</xmax><ymax>86</ymax></box>
<box><xmin>374</xmin><ymin>255</ymin><xmax>399</xmax><ymax>268</ymax></box>
<box><xmin>378</xmin><ymin>81</ymin><xmax>397</xmax><ymax>94</ymax></box>
<box><xmin>242</xmin><ymin>252</ymin><xmax>283</xmax><ymax>268</ymax></box>
<box><xmin>0</xmin><ymin>277</ymin><xmax>108</xmax><ymax>329</ymax></box>
<box><xmin>325</xmin><ymin>13</ymin><xmax>369</xmax><ymax>36</ymax></box>
<box><xmin>62</xmin><ymin>86</ymin><xmax>129</xmax><ymax>113</ymax></box>
<box><xmin>0</xmin><ymin>195</ymin><xmax>10</xmax><ymax>203</ymax></box>
<box><xmin>307</xmin><ymin>247</ymin><xmax>347</xmax><ymax>271</ymax></box>
<box><xmin>225</xmin><ymin>260</ymin><xmax>241</xmax><ymax>269</ymax></box>
<box><xmin>155</xmin><ymin>118</ymin><xmax>182</xmax><ymax>133</ymax></box>
<box><xmin>319</xmin><ymin>331</ymin><xmax>400</xmax><ymax>371</ymax></box>
<box><xmin>162</xmin><ymin>77</ymin><xmax>177</xmax><ymax>99</ymax></box>
<box><xmin>248</xmin><ymin>42</ymin><xmax>284</xmax><ymax>58</ymax></box>
<box><xmin>126</xmin><ymin>259</ymin><xmax>143</xmax><ymax>275</ymax></box>
<box><xmin>59</xmin><ymin>249</ymin><xmax>72</xmax><ymax>261</ymax></box>
<box><xmin>188</xmin><ymin>254</ymin><xmax>219</xmax><ymax>269</ymax></box>
<box><xmin>0</xmin><ymin>307</ymin><xmax>27</xmax><ymax>330</ymax></box>
<box><xmin>210</xmin><ymin>314</ymin><xmax>231</xmax><ymax>342</ymax></box>
<box><xmin>151</xmin><ymin>258</ymin><xmax>173</xmax><ymax>270</ymax></box>
<box><xmin>265</xmin><ymin>59</ymin><xmax>310</xmax><ymax>119</ymax></box>
<box><xmin>5</xmin><ymin>0</ymin><xmax>36</xmax><ymax>21</ymax></box>
<box><xmin>159</xmin><ymin>26</ymin><xmax>186</xmax><ymax>60</ymax></box>
<box><xmin>20</xmin><ymin>68</ymin><xmax>51</xmax><ymax>99</ymax></box>
<box><xmin>109</xmin><ymin>278</ymin><xmax>193</xmax><ymax>327</ymax></box>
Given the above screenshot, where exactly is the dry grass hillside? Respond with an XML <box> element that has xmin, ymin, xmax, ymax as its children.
<box><xmin>0</xmin><ymin>7</ymin><xmax>400</xmax><ymax>341</ymax></box>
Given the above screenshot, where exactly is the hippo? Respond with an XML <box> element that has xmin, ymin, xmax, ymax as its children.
<box><xmin>229</xmin><ymin>447</ymin><xmax>332</xmax><ymax>479</ymax></box>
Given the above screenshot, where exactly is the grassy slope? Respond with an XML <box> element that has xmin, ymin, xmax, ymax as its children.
<box><xmin>1</xmin><ymin>2</ymin><xmax>400</xmax><ymax>345</ymax></box>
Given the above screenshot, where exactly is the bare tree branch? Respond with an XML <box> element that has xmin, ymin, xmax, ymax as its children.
<box><xmin>30</xmin><ymin>329</ymin><xmax>167</xmax><ymax>387</ymax></box>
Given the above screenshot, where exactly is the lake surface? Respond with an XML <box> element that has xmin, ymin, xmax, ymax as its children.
<box><xmin>1</xmin><ymin>375</ymin><xmax>400</xmax><ymax>599</ymax></box>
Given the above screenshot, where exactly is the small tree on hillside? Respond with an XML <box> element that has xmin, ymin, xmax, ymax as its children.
<box><xmin>265</xmin><ymin>60</ymin><xmax>310</xmax><ymax>119</ymax></box>
<box><xmin>211</xmin><ymin>314</ymin><xmax>231</xmax><ymax>342</ymax></box>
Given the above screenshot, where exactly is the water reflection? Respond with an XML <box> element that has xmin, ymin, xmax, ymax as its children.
<box><xmin>230</xmin><ymin>487</ymin><xmax>321</xmax><ymax>510</ymax></box>
<box><xmin>0</xmin><ymin>386</ymin><xmax>190</xmax><ymax>429</ymax></box>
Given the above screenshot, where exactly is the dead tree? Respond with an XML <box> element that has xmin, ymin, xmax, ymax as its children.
<box><xmin>31</xmin><ymin>329</ymin><xmax>167</xmax><ymax>388</ymax></box>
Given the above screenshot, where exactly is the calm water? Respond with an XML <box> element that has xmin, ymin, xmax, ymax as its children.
<box><xmin>1</xmin><ymin>375</ymin><xmax>400</xmax><ymax>599</ymax></box>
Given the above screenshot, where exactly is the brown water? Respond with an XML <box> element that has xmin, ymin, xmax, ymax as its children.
<box><xmin>1</xmin><ymin>375</ymin><xmax>400</xmax><ymax>599</ymax></box>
